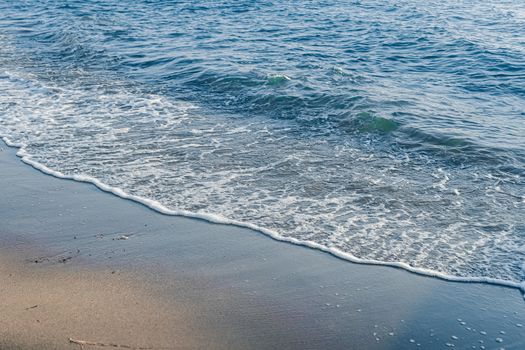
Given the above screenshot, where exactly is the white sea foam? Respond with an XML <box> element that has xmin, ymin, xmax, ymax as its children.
<box><xmin>1</xmin><ymin>62</ymin><xmax>524</xmax><ymax>295</ymax></box>
<box><xmin>2</xmin><ymin>137</ymin><xmax>524</xmax><ymax>296</ymax></box>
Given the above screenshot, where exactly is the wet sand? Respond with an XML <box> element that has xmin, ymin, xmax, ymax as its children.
<box><xmin>1</xmin><ymin>140</ymin><xmax>524</xmax><ymax>349</ymax></box>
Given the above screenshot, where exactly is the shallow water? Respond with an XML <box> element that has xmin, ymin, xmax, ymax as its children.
<box><xmin>0</xmin><ymin>0</ymin><xmax>524</xmax><ymax>286</ymax></box>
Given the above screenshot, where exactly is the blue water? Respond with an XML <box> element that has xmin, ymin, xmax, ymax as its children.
<box><xmin>1</xmin><ymin>0</ymin><xmax>524</xmax><ymax>286</ymax></box>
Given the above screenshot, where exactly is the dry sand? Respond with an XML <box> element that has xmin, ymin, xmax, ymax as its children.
<box><xmin>0</xmin><ymin>254</ymin><xmax>213</xmax><ymax>349</ymax></box>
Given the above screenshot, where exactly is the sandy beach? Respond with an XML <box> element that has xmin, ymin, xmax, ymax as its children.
<box><xmin>1</xmin><ymin>140</ymin><xmax>524</xmax><ymax>349</ymax></box>
<box><xmin>2</xmin><ymin>1</ymin><xmax>525</xmax><ymax>348</ymax></box>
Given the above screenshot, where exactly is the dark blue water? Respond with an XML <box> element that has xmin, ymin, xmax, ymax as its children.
<box><xmin>1</xmin><ymin>0</ymin><xmax>524</xmax><ymax>287</ymax></box>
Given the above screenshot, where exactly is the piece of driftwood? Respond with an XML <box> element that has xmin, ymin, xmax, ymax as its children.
<box><xmin>68</xmin><ymin>338</ymin><xmax>155</xmax><ymax>349</ymax></box>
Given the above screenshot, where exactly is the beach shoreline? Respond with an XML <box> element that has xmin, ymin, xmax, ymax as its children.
<box><xmin>3</xmin><ymin>136</ymin><xmax>523</xmax><ymax>294</ymax></box>
<box><xmin>1</xmin><ymin>139</ymin><xmax>524</xmax><ymax>349</ymax></box>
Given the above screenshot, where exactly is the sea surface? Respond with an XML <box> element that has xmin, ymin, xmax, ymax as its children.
<box><xmin>1</xmin><ymin>0</ymin><xmax>524</xmax><ymax>289</ymax></box>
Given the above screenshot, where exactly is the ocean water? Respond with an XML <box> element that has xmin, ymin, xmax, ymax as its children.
<box><xmin>1</xmin><ymin>1</ymin><xmax>524</xmax><ymax>289</ymax></box>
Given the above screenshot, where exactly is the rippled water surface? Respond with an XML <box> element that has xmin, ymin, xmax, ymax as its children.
<box><xmin>1</xmin><ymin>0</ymin><xmax>524</xmax><ymax>285</ymax></box>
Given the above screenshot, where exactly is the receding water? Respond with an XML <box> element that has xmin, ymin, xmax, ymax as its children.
<box><xmin>0</xmin><ymin>0</ymin><xmax>524</xmax><ymax>287</ymax></box>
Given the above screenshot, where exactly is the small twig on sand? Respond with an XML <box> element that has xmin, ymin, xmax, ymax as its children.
<box><xmin>69</xmin><ymin>338</ymin><xmax>154</xmax><ymax>349</ymax></box>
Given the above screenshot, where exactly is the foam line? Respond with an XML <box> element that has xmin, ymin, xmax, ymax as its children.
<box><xmin>2</xmin><ymin>136</ymin><xmax>525</xmax><ymax>297</ymax></box>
